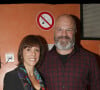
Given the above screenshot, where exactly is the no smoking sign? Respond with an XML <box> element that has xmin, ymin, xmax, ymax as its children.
<box><xmin>37</xmin><ymin>12</ymin><xmax>54</xmax><ymax>31</ymax></box>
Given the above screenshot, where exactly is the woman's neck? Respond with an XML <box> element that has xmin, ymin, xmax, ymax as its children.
<box><xmin>24</xmin><ymin>64</ymin><xmax>34</xmax><ymax>76</ymax></box>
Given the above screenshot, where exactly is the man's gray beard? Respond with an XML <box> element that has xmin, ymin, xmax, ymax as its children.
<box><xmin>55</xmin><ymin>39</ymin><xmax>75</xmax><ymax>50</ymax></box>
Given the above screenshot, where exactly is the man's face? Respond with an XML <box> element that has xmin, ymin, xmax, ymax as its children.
<box><xmin>54</xmin><ymin>16</ymin><xmax>76</xmax><ymax>50</ymax></box>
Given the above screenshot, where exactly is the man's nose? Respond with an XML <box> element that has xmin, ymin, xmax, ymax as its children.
<box><xmin>62</xmin><ymin>30</ymin><xmax>68</xmax><ymax>36</ymax></box>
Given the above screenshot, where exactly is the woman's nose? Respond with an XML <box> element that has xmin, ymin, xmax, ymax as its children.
<box><xmin>32</xmin><ymin>51</ymin><xmax>36</xmax><ymax>56</ymax></box>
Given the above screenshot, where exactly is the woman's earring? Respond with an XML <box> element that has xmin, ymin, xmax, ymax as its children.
<box><xmin>21</xmin><ymin>56</ymin><xmax>23</xmax><ymax>59</ymax></box>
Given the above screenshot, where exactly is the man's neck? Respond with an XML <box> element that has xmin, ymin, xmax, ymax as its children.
<box><xmin>56</xmin><ymin>47</ymin><xmax>74</xmax><ymax>55</ymax></box>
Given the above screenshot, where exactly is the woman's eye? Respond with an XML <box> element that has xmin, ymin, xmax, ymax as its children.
<box><xmin>26</xmin><ymin>48</ymin><xmax>31</xmax><ymax>51</ymax></box>
<box><xmin>35</xmin><ymin>49</ymin><xmax>40</xmax><ymax>52</ymax></box>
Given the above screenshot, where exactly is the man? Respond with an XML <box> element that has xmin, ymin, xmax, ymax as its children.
<box><xmin>40</xmin><ymin>14</ymin><xmax>100</xmax><ymax>90</ymax></box>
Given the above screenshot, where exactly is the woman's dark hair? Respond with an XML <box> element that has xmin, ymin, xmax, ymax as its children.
<box><xmin>18</xmin><ymin>35</ymin><xmax>45</xmax><ymax>67</ymax></box>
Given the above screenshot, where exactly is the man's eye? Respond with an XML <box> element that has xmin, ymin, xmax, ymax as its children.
<box><xmin>67</xmin><ymin>30</ymin><xmax>72</xmax><ymax>31</ymax></box>
<box><xmin>57</xmin><ymin>28</ymin><xmax>62</xmax><ymax>31</ymax></box>
<box><xmin>66</xmin><ymin>29</ymin><xmax>74</xmax><ymax>32</ymax></box>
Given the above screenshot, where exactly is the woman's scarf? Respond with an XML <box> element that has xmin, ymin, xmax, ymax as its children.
<box><xmin>17</xmin><ymin>64</ymin><xmax>45</xmax><ymax>90</ymax></box>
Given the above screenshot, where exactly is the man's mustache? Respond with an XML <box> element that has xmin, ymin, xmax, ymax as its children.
<box><xmin>57</xmin><ymin>36</ymin><xmax>70</xmax><ymax>40</ymax></box>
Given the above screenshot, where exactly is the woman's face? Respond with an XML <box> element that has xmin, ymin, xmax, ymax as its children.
<box><xmin>23</xmin><ymin>46</ymin><xmax>40</xmax><ymax>67</ymax></box>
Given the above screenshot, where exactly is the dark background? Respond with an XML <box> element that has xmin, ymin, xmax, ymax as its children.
<box><xmin>0</xmin><ymin>0</ymin><xmax>99</xmax><ymax>4</ymax></box>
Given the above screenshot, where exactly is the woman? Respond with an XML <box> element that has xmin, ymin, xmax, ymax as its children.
<box><xmin>3</xmin><ymin>35</ymin><xmax>45</xmax><ymax>90</ymax></box>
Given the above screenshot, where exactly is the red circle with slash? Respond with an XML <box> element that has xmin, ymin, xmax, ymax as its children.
<box><xmin>37</xmin><ymin>12</ymin><xmax>54</xmax><ymax>30</ymax></box>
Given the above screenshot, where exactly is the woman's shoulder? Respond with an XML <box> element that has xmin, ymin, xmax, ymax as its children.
<box><xmin>4</xmin><ymin>68</ymin><xmax>18</xmax><ymax>79</ymax></box>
